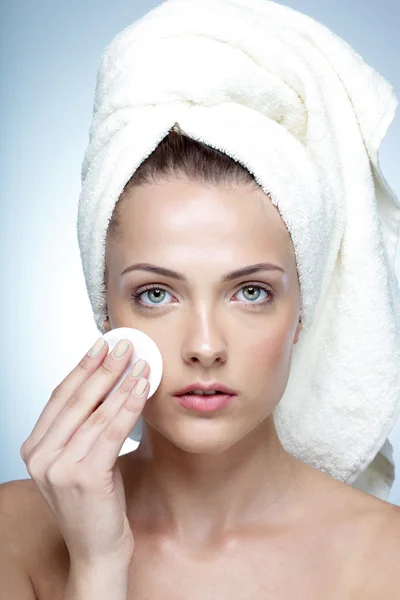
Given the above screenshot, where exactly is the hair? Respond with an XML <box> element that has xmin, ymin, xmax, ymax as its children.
<box><xmin>106</xmin><ymin>123</ymin><xmax>259</xmax><ymax>241</ymax></box>
<box><xmin>104</xmin><ymin>123</ymin><xmax>260</xmax><ymax>290</ymax></box>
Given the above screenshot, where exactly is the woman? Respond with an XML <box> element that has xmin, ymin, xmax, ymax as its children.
<box><xmin>1</xmin><ymin>125</ymin><xmax>398</xmax><ymax>599</ymax></box>
<box><xmin>1</xmin><ymin>0</ymin><xmax>400</xmax><ymax>598</ymax></box>
<box><xmin>99</xmin><ymin>127</ymin><xmax>400</xmax><ymax>596</ymax></box>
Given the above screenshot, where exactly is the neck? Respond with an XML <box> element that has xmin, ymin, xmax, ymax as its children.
<box><xmin>123</xmin><ymin>417</ymin><xmax>310</xmax><ymax>551</ymax></box>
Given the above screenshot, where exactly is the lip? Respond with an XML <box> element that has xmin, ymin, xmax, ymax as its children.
<box><xmin>174</xmin><ymin>382</ymin><xmax>237</xmax><ymax>396</ymax></box>
<box><xmin>174</xmin><ymin>393</ymin><xmax>235</xmax><ymax>413</ymax></box>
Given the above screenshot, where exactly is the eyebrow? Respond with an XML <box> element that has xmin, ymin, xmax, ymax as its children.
<box><xmin>120</xmin><ymin>262</ymin><xmax>285</xmax><ymax>281</ymax></box>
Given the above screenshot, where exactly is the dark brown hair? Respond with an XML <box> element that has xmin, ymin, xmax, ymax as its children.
<box><xmin>106</xmin><ymin>123</ymin><xmax>259</xmax><ymax>241</ymax></box>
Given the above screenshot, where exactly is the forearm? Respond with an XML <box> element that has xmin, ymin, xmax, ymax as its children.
<box><xmin>63</xmin><ymin>562</ymin><xmax>129</xmax><ymax>600</ymax></box>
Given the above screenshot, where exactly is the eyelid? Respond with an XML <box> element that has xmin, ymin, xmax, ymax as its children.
<box><xmin>133</xmin><ymin>283</ymin><xmax>175</xmax><ymax>298</ymax></box>
<box><xmin>133</xmin><ymin>280</ymin><xmax>274</xmax><ymax>296</ymax></box>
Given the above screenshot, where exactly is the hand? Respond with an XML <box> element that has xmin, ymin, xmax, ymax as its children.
<box><xmin>20</xmin><ymin>338</ymin><xmax>150</xmax><ymax>569</ymax></box>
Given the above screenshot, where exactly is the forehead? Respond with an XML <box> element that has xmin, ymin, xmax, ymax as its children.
<box><xmin>116</xmin><ymin>178</ymin><xmax>291</xmax><ymax>249</ymax></box>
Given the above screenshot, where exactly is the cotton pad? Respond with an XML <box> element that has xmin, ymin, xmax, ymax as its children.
<box><xmin>101</xmin><ymin>327</ymin><xmax>163</xmax><ymax>402</ymax></box>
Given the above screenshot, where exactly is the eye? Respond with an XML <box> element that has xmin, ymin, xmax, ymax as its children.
<box><xmin>130</xmin><ymin>283</ymin><xmax>275</xmax><ymax>310</ymax></box>
<box><xmin>235</xmin><ymin>284</ymin><xmax>273</xmax><ymax>305</ymax></box>
<box><xmin>131</xmin><ymin>286</ymin><xmax>172</xmax><ymax>308</ymax></box>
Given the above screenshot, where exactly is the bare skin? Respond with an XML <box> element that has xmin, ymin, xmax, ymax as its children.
<box><xmin>104</xmin><ymin>177</ymin><xmax>305</xmax><ymax>548</ymax></box>
<box><xmin>105</xmin><ymin>177</ymin><xmax>399</xmax><ymax>596</ymax></box>
<box><xmin>4</xmin><ymin>177</ymin><xmax>400</xmax><ymax>598</ymax></box>
<box><xmin>5</xmin><ymin>460</ymin><xmax>400</xmax><ymax>599</ymax></box>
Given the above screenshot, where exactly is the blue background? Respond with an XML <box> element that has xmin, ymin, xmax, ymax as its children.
<box><xmin>1</xmin><ymin>0</ymin><xmax>399</xmax><ymax>504</ymax></box>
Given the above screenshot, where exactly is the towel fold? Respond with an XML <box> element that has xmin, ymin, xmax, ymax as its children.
<box><xmin>77</xmin><ymin>0</ymin><xmax>400</xmax><ymax>499</ymax></box>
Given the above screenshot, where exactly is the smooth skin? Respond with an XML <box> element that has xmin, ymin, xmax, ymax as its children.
<box><xmin>102</xmin><ymin>176</ymin><xmax>400</xmax><ymax>597</ymax></box>
<box><xmin>104</xmin><ymin>178</ymin><xmax>332</xmax><ymax>544</ymax></box>
<box><xmin>2</xmin><ymin>176</ymin><xmax>400</xmax><ymax>599</ymax></box>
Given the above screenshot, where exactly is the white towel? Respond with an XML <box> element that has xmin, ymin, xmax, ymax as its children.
<box><xmin>77</xmin><ymin>0</ymin><xmax>400</xmax><ymax>500</ymax></box>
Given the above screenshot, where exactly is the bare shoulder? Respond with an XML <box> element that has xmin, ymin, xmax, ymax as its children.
<box><xmin>0</xmin><ymin>479</ymin><xmax>69</xmax><ymax>600</ymax></box>
<box><xmin>353</xmin><ymin>493</ymin><xmax>400</xmax><ymax>598</ymax></box>
<box><xmin>0</xmin><ymin>479</ymin><xmax>43</xmax><ymax>563</ymax></box>
<box><xmin>0</xmin><ymin>479</ymin><xmax>38</xmax><ymax>598</ymax></box>
<box><xmin>0</xmin><ymin>454</ymin><xmax>141</xmax><ymax>600</ymax></box>
<box><xmin>323</xmin><ymin>476</ymin><xmax>400</xmax><ymax>598</ymax></box>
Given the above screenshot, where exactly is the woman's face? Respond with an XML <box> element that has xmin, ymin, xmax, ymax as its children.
<box><xmin>104</xmin><ymin>177</ymin><xmax>302</xmax><ymax>452</ymax></box>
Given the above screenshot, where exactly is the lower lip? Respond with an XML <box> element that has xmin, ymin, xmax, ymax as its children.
<box><xmin>174</xmin><ymin>394</ymin><xmax>235</xmax><ymax>412</ymax></box>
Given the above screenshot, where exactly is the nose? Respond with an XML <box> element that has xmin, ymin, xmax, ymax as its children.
<box><xmin>181</xmin><ymin>306</ymin><xmax>228</xmax><ymax>367</ymax></box>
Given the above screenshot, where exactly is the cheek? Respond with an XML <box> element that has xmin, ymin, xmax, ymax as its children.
<box><xmin>240</xmin><ymin>331</ymin><xmax>293</xmax><ymax>407</ymax></box>
<box><xmin>241</xmin><ymin>327</ymin><xmax>293</xmax><ymax>380</ymax></box>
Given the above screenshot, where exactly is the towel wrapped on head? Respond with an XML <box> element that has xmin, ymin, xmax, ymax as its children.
<box><xmin>77</xmin><ymin>0</ymin><xmax>400</xmax><ymax>499</ymax></box>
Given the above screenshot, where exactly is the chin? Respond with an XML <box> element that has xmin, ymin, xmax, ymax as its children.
<box><xmin>152</xmin><ymin>418</ymin><xmax>246</xmax><ymax>454</ymax></box>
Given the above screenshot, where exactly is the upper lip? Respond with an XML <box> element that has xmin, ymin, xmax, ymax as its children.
<box><xmin>174</xmin><ymin>382</ymin><xmax>237</xmax><ymax>396</ymax></box>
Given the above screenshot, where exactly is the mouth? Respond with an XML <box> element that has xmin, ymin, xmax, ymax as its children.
<box><xmin>174</xmin><ymin>392</ymin><xmax>235</xmax><ymax>413</ymax></box>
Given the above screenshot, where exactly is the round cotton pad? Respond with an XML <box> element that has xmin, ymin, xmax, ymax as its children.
<box><xmin>101</xmin><ymin>327</ymin><xmax>163</xmax><ymax>402</ymax></box>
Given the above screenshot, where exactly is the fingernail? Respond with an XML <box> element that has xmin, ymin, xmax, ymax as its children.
<box><xmin>88</xmin><ymin>338</ymin><xmax>106</xmax><ymax>357</ymax></box>
<box><xmin>133</xmin><ymin>377</ymin><xmax>148</xmax><ymax>396</ymax></box>
<box><xmin>112</xmin><ymin>340</ymin><xmax>129</xmax><ymax>359</ymax></box>
<box><xmin>129</xmin><ymin>359</ymin><xmax>146</xmax><ymax>378</ymax></box>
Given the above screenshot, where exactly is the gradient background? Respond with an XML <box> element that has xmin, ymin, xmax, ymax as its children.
<box><xmin>1</xmin><ymin>0</ymin><xmax>399</xmax><ymax>504</ymax></box>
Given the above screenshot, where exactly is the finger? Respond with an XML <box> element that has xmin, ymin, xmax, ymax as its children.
<box><xmin>24</xmin><ymin>340</ymin><xmax>135</xmax><ymax>463</ymax></box>
<box><xmin>54</xmin><ymin>361</ymin><xmax>150</xmax><ymax>464</ymax></box>
<box><xmin>20</xmin><ymin>338</ymin><xmax>110</xmax><ymax>460</ymax></box>
<box><xmin>85</xmin><ymin>377</ymin><xmax>150</xmax><ymax>472</ymax></box>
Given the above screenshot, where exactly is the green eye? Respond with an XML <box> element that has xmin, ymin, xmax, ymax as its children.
<box><xmin>132</xmin><ymin>287</ymin><xmax>170</xmax><ymax>306</ymax></box>
<box><xmin>130</xmin><ymin>283</ymin><xmax>275</xmax><ymax>310</ymax></box>
<box><xmin>235</xmin><ymin>285</ymin><xmax>275</xmax><ymax>307</ymax></box>
<box><xmin>240</xmin><ymin>286</ymin><xmax>263</xmax><ymax>301</ymax></box>
<box><xmin>145</xmin><ymin>288</ymin><xmax>166</xmax><ymax>304</ymax></box>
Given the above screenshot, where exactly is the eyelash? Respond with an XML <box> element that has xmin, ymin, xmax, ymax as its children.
<box><xmin>130</xmin><ymin>282</ymin><xmax>276</xmax><ymax>311</ymax></box>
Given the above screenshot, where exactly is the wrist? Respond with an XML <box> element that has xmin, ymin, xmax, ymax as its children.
<box><xmin>65</xmin><ymin>559</ymin><xmax>130</xmax><ymax>600</ymax></box>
